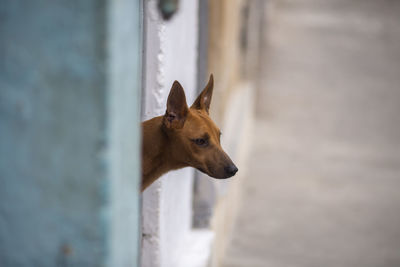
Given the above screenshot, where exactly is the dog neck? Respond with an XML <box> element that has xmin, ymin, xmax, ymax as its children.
<box><xmin>141</xmin><ymin>116</ymin><xmax>185</xmax><ymax>191</ymax></box>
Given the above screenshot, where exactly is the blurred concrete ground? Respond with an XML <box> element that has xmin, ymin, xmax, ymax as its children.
<box><xmin>222</xmin><ymin>0</ymin><xmax>400</xmax><ymax>266</ymax></box>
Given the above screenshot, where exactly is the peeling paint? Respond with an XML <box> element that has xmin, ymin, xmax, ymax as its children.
<box><xmin>141</xmin><ymin>0</ymin><xmax>199</xmax><ymax>266</ymax></box>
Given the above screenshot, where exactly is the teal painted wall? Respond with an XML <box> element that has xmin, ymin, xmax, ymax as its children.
<box><xmin>0</xmin><ymin>1</ymin><xmax>141</xmax><ymax>266</ymax></box>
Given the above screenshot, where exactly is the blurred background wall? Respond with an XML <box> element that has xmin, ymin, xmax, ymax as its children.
<box><xmin>205</xmin><ymin>2</ymin><xmax>265</xmax><ymax>267</ymax></box>
<box><xmin>221</xmin><ymin>0</ymin><xmax>400</xmax><ymax>266</ymax></box>
<box><xmin>0</xmin><ymin>1</ymin><xmax>142</xmax><ymax>266</ymax></box>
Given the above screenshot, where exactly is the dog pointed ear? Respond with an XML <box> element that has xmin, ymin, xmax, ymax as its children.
<box><xmin>164</xmin><ymin>80</ymin><xmax>189</xmax><ymax>129</ymax></box>
<box><xmin>191</xmin><ymin>74</ymin><xmax>214</xmax><ymax>113</ymax></box>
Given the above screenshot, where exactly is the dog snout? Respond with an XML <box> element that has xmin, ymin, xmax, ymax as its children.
<box><xmin>224</xmin><ymin>164</ymin><xmax>238</xmax><ymax>177</ymax></box>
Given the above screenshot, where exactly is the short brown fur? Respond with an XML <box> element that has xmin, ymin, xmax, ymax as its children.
<box><xmin>141</xmin><ymin>75</ymin><xmax>238</xmax><ymax>191</ymax></box>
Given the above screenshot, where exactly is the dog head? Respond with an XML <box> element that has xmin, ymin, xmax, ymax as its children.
<box><xmin>162</xmin><ymin>75</ymin><xmax>238</xmax><ymax>179</ymax></box>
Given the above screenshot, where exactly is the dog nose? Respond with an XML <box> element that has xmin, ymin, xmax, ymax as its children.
<box><xmin>224</xmin><ymin>164</ymin><xmax>238</xmax><ymax>177</ymax></box>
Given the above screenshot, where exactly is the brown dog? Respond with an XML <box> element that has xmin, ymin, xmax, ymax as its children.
<box><xmin>141</xmin><ymin>75</ymin><xmax>238</xmax><ymax>191</ymax></box>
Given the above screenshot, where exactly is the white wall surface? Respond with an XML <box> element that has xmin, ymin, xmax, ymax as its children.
<box><xmin>141</xmin><ymin>0</ymin><xmax>199</xmax><ymax>266</ymax></box>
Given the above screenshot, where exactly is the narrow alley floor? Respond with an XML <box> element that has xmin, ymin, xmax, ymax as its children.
<box><xmin>222</xmin><ymin>1</ymin><xmax>400</xmax><ymax>266</ymax></box>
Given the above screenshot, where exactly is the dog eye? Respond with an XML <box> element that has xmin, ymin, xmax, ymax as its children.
<box><xmin>193</xmin><ymin>138</ymin><xmax>208</xmax><ymax>147</ymax></box>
